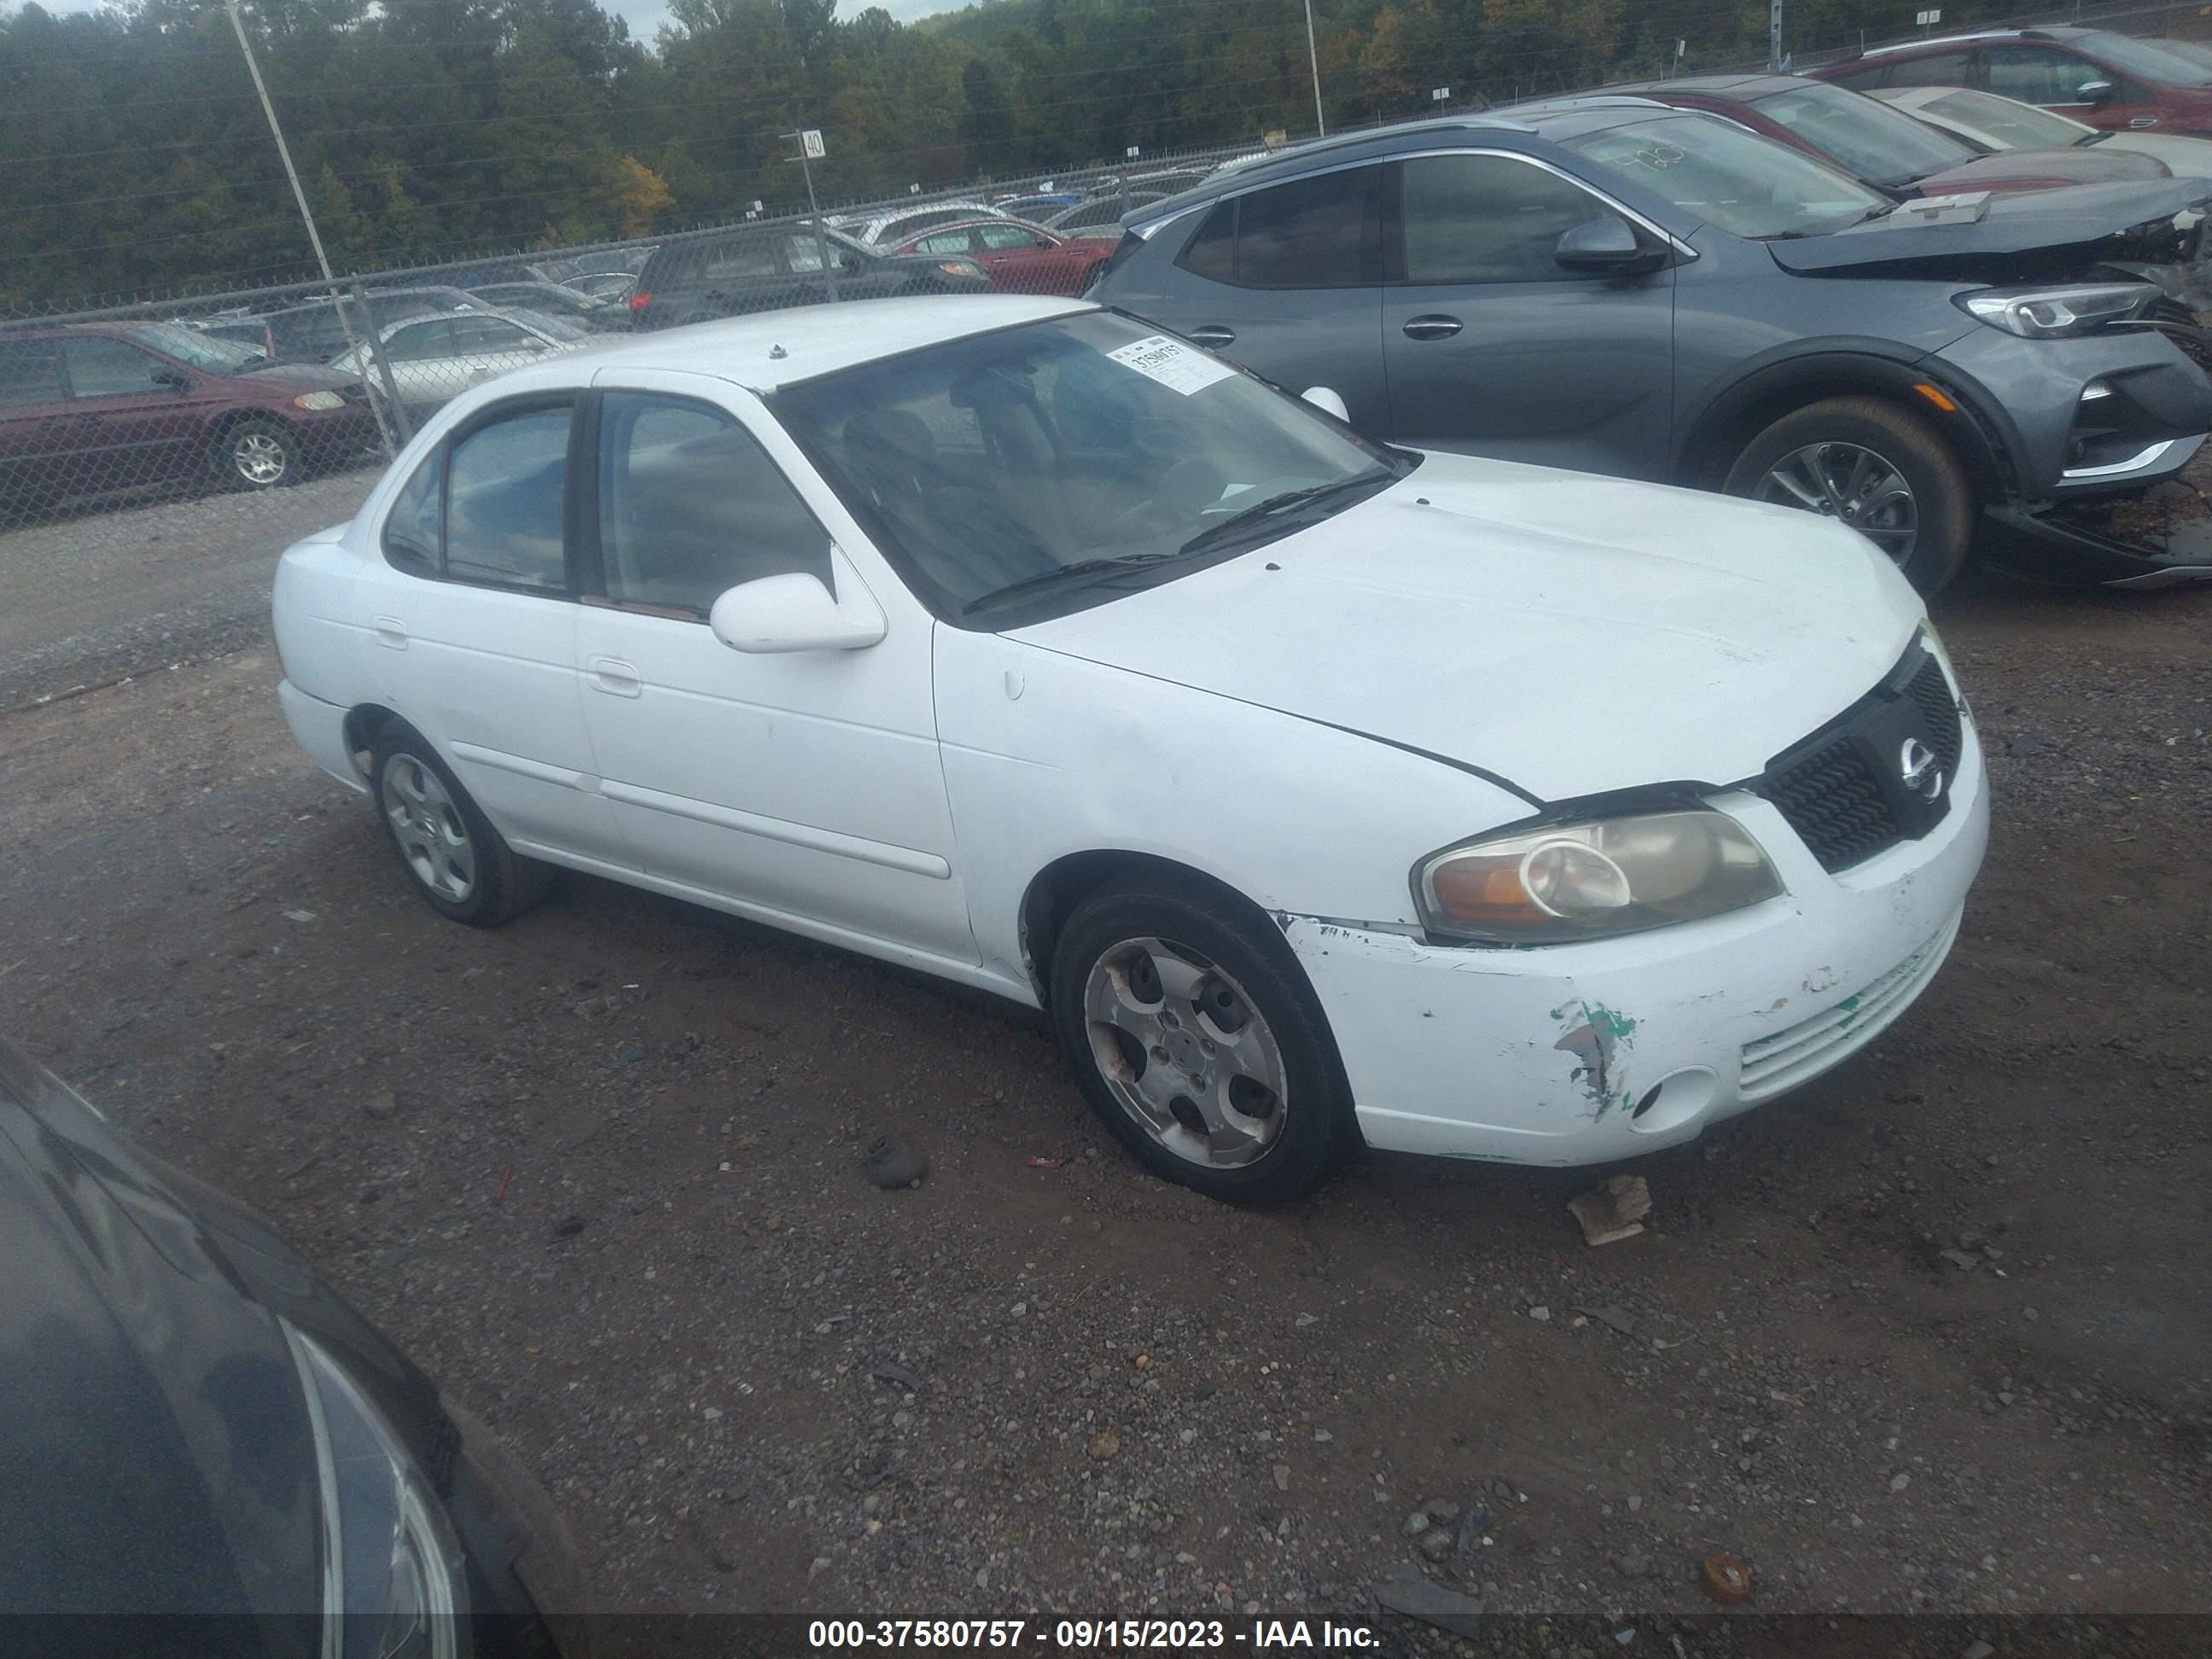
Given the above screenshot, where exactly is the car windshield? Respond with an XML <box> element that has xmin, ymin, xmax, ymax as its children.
<box><xmin>771</xmin><ymin>311</ymin><xmax>1406</xmax><ymax>621</ymax></box>
<box><xmin>1750</xmin><ymin>82</ymin><xmax>1976</xmax><ymax>186</ymax></box>
<box><xmin>2157</xmin><ymin>38</ymin><xmax>2212</xmax><ymax>73</ymax></box>
<box><xmin>1563</xmin><ymin>114</ymin><xmax>1892</xmax><ymax>239</ymax></box>
<box><xmin>2081</xmin><ymin>32</ymin><xmax>2212</xmax><ymax>85</ymax></box>
<box><xmin>125</xmin><ymin>322</ymin><xmax>260</xmax><ymax>374</ymax></box>
<box><xmin>1920</xmin><ymin>89</ymin><xmax>2093</xmax><ymax>148</ymax></box>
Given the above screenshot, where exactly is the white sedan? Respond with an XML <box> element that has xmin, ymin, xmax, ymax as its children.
<box><xmin>272</xmin><ymin>296</ymin><xmax>1988</xmax><ymax>1203</ymax></box>
<box><xmin>329</xmin><ymin>307</ymin><xmax>585</xmax><ymax>422</ymax></box>
<box><xmin>1871</xmin><ymin>84</ymin><xmax>2212</xmax><ymax>177</ymax></box>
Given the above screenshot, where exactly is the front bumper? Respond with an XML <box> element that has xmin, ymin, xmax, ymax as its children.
<box><xmin>1293</xmin><ymin>713</ymin><xmax>1988</xmax><ymax>1166</ymax></box>
<box><xmin>1979</xmin><ymin>492</ymin><xmax>2212</xmax><ymax>587</ymax></box>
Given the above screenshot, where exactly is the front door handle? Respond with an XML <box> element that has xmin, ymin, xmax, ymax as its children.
<box><xmin>1188</xmin><ymin>325</ymin><xmax>1237</xmax><ymax>348</ymax></box>
<box><xmin>1401</xmin><ymin>314</ymin><xmax>1464</xmax><ymax>341</ymax></box>
<box><xmin>588</xmin><ymin>656</ymin><xmax>643</xmax><ymax>698</ymax></box>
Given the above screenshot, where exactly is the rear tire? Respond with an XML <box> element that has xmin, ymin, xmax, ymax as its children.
<box><xmin>1048</xmin><ymin>871</ymin><xmax>1355</xmax><ymax>1205</ymax></box>
<box><xmin>1721</xmin><ymin>395</ymin><xmax>1973</xmax><ymax>597</ymax></box>
<box><xmin>369</xmin><ymin>724</ymin><xmax>554</xmax><ymax>928</ymax></box>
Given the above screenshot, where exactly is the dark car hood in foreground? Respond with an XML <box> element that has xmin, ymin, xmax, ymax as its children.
<box><xmin>0</xmin><ymin>1042</ymin><xmax>320</xmax><ymax>1650</ymax></box>
<box><xmin>1767</xmin><ymin>178</ymin><xmax>2210</xmax><ymax>276</ymax></box>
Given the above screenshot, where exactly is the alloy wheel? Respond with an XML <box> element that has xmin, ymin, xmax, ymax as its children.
<box><xmin>381</xmin><ymin>754</ymin><xmax>476</xmax><ymax>902</ymax></box>
<box><xmin>232</xmin><ymin>430</ymin><xmax>288</xmax><ymax>486</ymax></box>
<box><xmin>1753</xmin><ymin>440</ymin><xmax>1917</xmax><ymax>564</ymax></box>
<box><xmin>1082</xmin><ymin>936</ymin><xmax>1287</xmax><ymax>1169</ymax></box>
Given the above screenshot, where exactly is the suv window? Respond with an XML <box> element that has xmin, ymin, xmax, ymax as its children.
<box><xmin>445</xmin><ymin>404</ymin><xmax>573</xmax><ymax>591</ymax></box>
<box><xmin>1175</xmin><ymin>166</ymin><xmax>1382</xmax><ymax>288</ymax></box>
<box><xmin>0</xmin><ymin>337</ymin><xmax>67</xmax><ymax>406</ymax></box>
<box><xmin>1881</xmin><ymin>49</ymin><xmax>1976</xmax><ymax>88</ymax></box>
<box><xmin>701</xmin><ymin>238</ymin><xmax>779</xmax><ymax>280</ymax></box>
<box><xmin>63</xmin><ymin>336</ymin><xmax>167</xmax><ymax>398</ymax></box>
<box><xmin>1985</xmin><ymin>45</ymin><xmax>2102</xmax><ymax>102</ymax></box>
<box><xmin>596</xmin><ymin>392</ymin><xmax>830</xmax><ymax>614</ymax></box>
<box><xmin>1399</xmin><ymin>154</ymin><xmax>1618</xmax><ymax>285</ymax></box>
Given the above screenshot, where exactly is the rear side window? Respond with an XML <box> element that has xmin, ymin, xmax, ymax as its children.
<box><xmin>1174</xmin><ymin>166</ymin><xmax>1382</xmax><ymax>288</ymax></box>
<box><xmin>0</xmin><ymin>337</ymin><xmax>67</xmax><ymax>406</ymax></box>
<box><xmin>381</xmin><ymin>400</ymin><xmax>574</xmax><ymax>593</ymax></box>
<box><xmin>596</xmin><ymin>392</ymin><xmax>831</xmax><ymax>615</ymax></box>
<box><xmin>1399</xmin><ymin>154</ymin><xmax>1621</xmax><ymax>285</ymax></box>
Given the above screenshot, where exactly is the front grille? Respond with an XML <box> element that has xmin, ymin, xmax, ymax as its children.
<box><xmin>1765</xmin><ymin>742</ymin><xmax>1895</xmax><ymax>871</ymax></box>
<box><xmin>1759</xmin><ymin>647</ymin><xmax>1965</xmax><ymax>874</ymax></box>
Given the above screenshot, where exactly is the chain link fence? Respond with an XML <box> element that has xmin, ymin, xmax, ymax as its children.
<box><xmin>0</xmin><ymin>138</ymin><xmax>1256</xmax><ymax>527</ymax></box>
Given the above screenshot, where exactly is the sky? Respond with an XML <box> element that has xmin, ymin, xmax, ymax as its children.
<box><xmin>21</xmin><ymin>0</ymin><xmax>973</xmax><ymax>38</ymax></box>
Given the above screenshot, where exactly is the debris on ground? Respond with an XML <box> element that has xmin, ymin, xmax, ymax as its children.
<box><xmin>1025</xmin><ymin>1155</ymin><xmax>1066</xmax><ymax>1169</ymax></box>
<box><xmin>1374</xmin><ymin>1568</ymin><xmax>1484</xmax><ymax>1637</ymax></box>
<box><xmin>1087</xmin><ymin>1429</ymin><xmax>1120</xmax><ymax>1461</ymax></box>
<box><xmin>1569</xmin><ymin>1173</ymin><xmax>1652</xmax><ymax>1245</ymax></box>
<box><xmin>493</xmin><ymin>1166</ymin><xmax>514</xmax><ymax>1206</ymax></box>
<box><xmin>1702</xmin><ymin>1553</ymin><xmax>1753</xmax><ymax>1604</ymax></box>
<box><xmin>1575</xmin><ymin>1304</ymin><xmax>1639</xmax><ymax>1337</ymax></box>
<box><xmin>552</xmin><ymin>1214</ymin><xmax>586</xmax><ymax>1238</ymax></box>
<box><xmin>870</xmin><ymin>1361</ymin><xmax>925</xmax><ymax>1392</ymax></box>
<box><xmin>864</xmin><ymin>1135</ymin><xmax>928</xmax><ymax>1189</ymax></box>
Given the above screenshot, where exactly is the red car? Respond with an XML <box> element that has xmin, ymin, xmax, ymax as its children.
<box><xmin>887</xmin><ymin>218</ymin><xmax>1121</xmax><ymax>296</ymax></box>
<box><xmin>1605</xmin><ymin>73</ymin><xmax>2169</xmax><ymax>196</ymax></box>
<box><xmin>1816</xmin><ymin>27</ymin><xmax>2212</xmax><ymax>139</ymax></box>
<box><xmin>0</xmin><ymin>320</ymin><xmax>379</xmax><ymax>515</ymax></box>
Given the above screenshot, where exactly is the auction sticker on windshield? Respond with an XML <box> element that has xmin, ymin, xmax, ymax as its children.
<box><xmin>1106</xmin><ymin>334</ymin><xmax>1237</xmax><ymax>395</ymax></box>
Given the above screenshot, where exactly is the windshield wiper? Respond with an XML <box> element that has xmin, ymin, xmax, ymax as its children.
<box><xmin>1854</xmin><ymin>201</ymin><xmax>1901</xmax><ymax>223</ymax></box>
<box><xmin>963</xmin><ymin>552</ymin><xmax>1187</xmax><ymax>615</ymax></box>
<box><xmin>1175</xmin><ymin>468</ymin><xmax>1395</xmax><ymax>559</ymax></box>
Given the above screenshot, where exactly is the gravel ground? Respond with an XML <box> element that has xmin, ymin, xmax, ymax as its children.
<box><xmin>0</xmin><ymin>479</ymin><xmax>2208</xmax><ymax>1651</ymax></box>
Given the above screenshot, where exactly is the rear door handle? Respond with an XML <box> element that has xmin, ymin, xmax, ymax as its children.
<box><xmin>589</xmin><ymin>655</ymin><xmax>643</xmax><ymax>698</ymax></box>
<box><xmin>1401</xmin><ymin>315</ymin><xmax>1464</xmax><ymax>341</ymax></box>
<box><xmin>1188</xmin><ymin>325</ymin><xmax>1237</xmax><ymax>347</ymax></box>
<box><xmin>372</xmin><ymin>615</ymin><xmax>407</xmax><ymax>650</ymax></box>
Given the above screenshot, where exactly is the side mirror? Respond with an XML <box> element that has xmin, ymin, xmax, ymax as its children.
<box><xmin>151</xmin><ymin>366</ymin><xmax>189</xmax><ymax>392</ymax></box>
<box><xmin>1301</xmin><ymin>386</ymin><xmax>1350</xmax><ymax>422</ymax></box>
<box><xmin>709</xmin><ymin>548</ymin><xmax>886</xmax><ymax>654</ymax></box>
<box><xmin>2077</xmin><ymin>79</ymin><xmax>2116</xmax><ymax>104</ymax></box>
<box><xmin>1555</xmin><ymin>216</ymin><xmax>1657</xmax><ymax>274</ymax></box>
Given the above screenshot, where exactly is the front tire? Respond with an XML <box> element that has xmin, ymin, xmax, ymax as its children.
<box><xmin>1720</xmin><ymin>395</ymin><xmax>1973</xmax><ymax>597</ymax></box>
<box><xmin>370</xmin><ymin>725</ymin><xmax>553</xmax><ymax>928</ymax></box>
<box><xmin>213</xmin><ymin>417</ymin><xmax>298</xmax><ymax>491</ymax></box>
<box><xmin>1048</xmin><ymin>872</ymin><xmax>1355</xmax><ymax>1204</ymax></box>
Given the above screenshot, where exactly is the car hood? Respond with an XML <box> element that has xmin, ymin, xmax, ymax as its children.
<box><xmin>2099</xmin><ymin>131</ymin><xmax>2212</xmax><ymax>176</ymax></box>
<box><xmin>1767</xmin><ymin>177</ymin><xmax>2210</xmax><ymax>275</ymax></box>
<box><xmin>229</xmin><ymin>359</ymin><xmax>355</xmax><ymax>392</ymax></box>
<box><xmin>1010</xmin><ymin>455</ymin><xmax>1924</xmax><ymax>802</ymax></box>
<box><xmin>1913</xmin><ymin>144</ymin><xmax>2168</xmax><ymax>194</ymax></box>
<box><xmin>0</xmin><ymin>1041</ymin><xmax>319</xmax><ymax>1645</ymax></box>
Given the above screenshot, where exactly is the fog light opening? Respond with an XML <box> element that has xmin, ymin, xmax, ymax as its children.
<box><xmin>1626</xmin><ymin>1067</ymin><xmax>1720</xmax><ymax>1136</ymax></box>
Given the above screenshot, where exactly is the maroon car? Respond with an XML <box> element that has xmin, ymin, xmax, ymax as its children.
<box><xmin>1816</xmin><ymin>28</ymin><xmax>2212</xmax><ymax>140</ymax></box>
<box><xmin>0</xmin><ymin>320</ymin><xmax>379</xmax><ymax>515</ymax></box>
<box><xmin>888</xmin><ymin>218</ymin><xmax>1121</xmax><ymax>295</ymax></box>
<box><xmin>1606</xmin><ymin>73</ymin><xmax>2169</xmax><ymax>196</ymax></box>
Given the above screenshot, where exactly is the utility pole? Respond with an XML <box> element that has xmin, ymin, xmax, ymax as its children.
<box><xmin>782</xmin><ymin>125</ymin><xmax>839</xmax><ymax>304</ymax></box>
<box><xmin>224</xmin><ymin>0</ymin><xmax>398</xmax><ymax>454</ymax></box>
<box><xmin>1768</xmin><ymin>0</ymin><xmax>1784</xmax><ymax>72</ymax></box>
<box><xmin>1303</xmin><ymin>0</ymin><xmax>1326</xmax><ymax>136</ymax></box>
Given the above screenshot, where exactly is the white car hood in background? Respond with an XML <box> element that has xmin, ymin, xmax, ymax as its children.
<box><xmin>1010</xmin><ymin>456</ymin><xmax>1927</xmax><ymax>803</ymax></box>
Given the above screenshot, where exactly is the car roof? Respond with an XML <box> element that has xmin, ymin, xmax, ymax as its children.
<box><xmin>895</xmin><ymin>217</ymin><xmax>1056</xmax><ymax>239</ymax></box>
<box><xmin>477</xmin><ymin>294</ymin><xmax>1093</xmax><ymax>394</ymax></box>
<box><xmin>1853</xmin><ymin>25</ymin><xmax>2093</xmax><ymax>59</ymax></box>
<box><xmin>1605</xmin><ymin>73</ymin><xmax>1807</xmax><ymax>99</ymax></box>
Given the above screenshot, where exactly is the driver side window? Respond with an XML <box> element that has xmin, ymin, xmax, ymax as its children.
<box><xmin>1397</xmin><ymin>154</ymin><xmax>1621</xmax><ymax>285</ymax></box>
<box><xmin>595</xmin><ymin>392</ymin><xmax>831</xmax><ymax>616</ymax></box>
<box><xmin>1985</xmin><ymin>45</ymin><xmax>2100</xmax><ymax>103</ymax></box>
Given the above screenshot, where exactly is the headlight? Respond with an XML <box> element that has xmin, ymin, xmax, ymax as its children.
<box><xmin>1954</xmin><ymin>282</ymin><xmax>2159</xmax><ymax>338</ymax></box>
<box><xmin>1414</xmin><ymin>809</ymin><xmax>1784</xmax><ymax>946</ymax></box>
<box><xmin>294</xmin><ymin>390</ymin><xmax>347</xmax><ymax>410</ymax></box>
<box><xmin>282</xmin><ymin>1324</ymin><xmax>467</xmax><ymax>1659</ymax></box>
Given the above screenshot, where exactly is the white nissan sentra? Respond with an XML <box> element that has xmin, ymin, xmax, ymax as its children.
<box><xmin>272</xmin><ymin>295</ymin><xmax>1988</xmax><ymax>1203</ymax></box>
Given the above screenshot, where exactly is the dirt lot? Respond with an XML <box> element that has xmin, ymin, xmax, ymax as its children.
<box><xmin>1</xmin><ymin>477</ymin><xmax>2209</xmax><ymax>1645</ymax></box>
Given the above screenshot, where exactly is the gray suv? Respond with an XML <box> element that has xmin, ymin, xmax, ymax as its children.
<box><xmin>1091</xmin><ymin>102</ymin><xmax>2212</xmax><ymax>592</ymax></box>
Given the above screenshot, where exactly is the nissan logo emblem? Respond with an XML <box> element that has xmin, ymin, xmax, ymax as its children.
<box><xmin>1899</xmin><ymin>738</ymin><xmax>1944</xmax><ymax>802</ymax></box>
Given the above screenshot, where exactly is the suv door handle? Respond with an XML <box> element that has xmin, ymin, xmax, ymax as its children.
<box><xmin>1401</xmin><ymin>314</ymin><xmax>1464</xmax><ymax>341</ymax></box>
<box><xmin>1188</xmin><ymin>325</ymin><xmax>1237</xmax><ymax>347</ymax></box>
<box><xmin>589</xmin><ymin>656</ymin><xmax>643</xmax><ymax>698</ymax></box>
